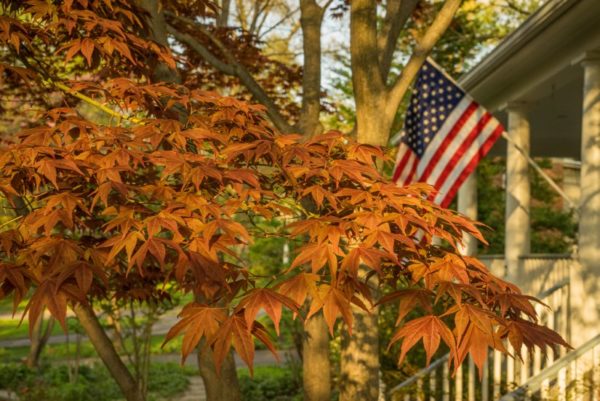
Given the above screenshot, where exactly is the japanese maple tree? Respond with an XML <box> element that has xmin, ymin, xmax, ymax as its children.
<box><xmin>0</xmin><ymin>1</ymin><xmax>567</xmax><ymax>401</ymax></box>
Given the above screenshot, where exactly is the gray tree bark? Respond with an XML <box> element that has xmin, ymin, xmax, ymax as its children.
<box><xmin>297</xmin><ymin>3</ymin><xmax>330</xmax><ymax>400</ymax></box>
<box><xmin>197</xmin><ymin>345</ymin><xmax>242</xmax><ymax>401</ymax></box>
<box><xmin>298</xmin><ymin>0</ymin><xmax>325</xmax><ymax>138</ymax></box>
<box><xmin>340</xmin><ymin>305</ymin><xmax>380</xmax><ymax>401</ymax></box>
<box><xmin>303</xmin><ymin>313</ymin><xmax>331</xmax><ymax>401</ymax></box>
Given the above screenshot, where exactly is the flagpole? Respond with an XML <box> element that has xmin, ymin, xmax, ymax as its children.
<box><xmin>425</xmin><ymin>57</ymin><xmax>578</xmax><ymax>212</ymax></box>
<box><xmin>500</xmin><ymin>131</ymin><xmax>578</xmax><ymax>211</ymax></box>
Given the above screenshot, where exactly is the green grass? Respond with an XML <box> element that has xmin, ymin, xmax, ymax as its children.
<box><xmin>0</xmin><ymin>296</ymin><xmax>29</xmax><ymax>316</ymax></box>
<box><xmin>0</xmin><ymin>341</ymin><xmax>98</xmax><ymax>363</ymax></box>
<box><xmin>0</xmin><ymin>317</ymin><xmax>65</xmax><ymax>341</ymax></box>
<box><xmin>0</xmin><ymin>331</ymin><xmax>182</xmax><ymax>364</ymax></box>
<box><xmin>0</xmin><ymin>345</ymin><xmax>29</xmax><ymax>361</ymax></box>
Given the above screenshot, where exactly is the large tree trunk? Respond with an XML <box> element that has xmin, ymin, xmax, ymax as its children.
<box><xmin>197</xmin><ymin>344</ymin><xmax>242</xmax><ymax>401</ymax></box>
<box><xmin>73</xmin><ymin>303</ymin><xmax>144</xmax><ymax>401</ymax></box>
<box><xmin>340</xmin><ymin>304</ymin><xmax>380</xmax><ymax>401</ymax></box>
<box><xmin>303</xmin><ymin>313</ymin><xmax>331</xmax><ymax>401</ymax></box>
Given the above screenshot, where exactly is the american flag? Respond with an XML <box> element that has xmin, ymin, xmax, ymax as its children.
<box><xmin>392</xmin><ymin>59</ymin><xmax>503</xmax><ymax>208</ymax></box>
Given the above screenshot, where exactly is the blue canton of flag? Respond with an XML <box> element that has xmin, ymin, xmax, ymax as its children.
<box><xmin>392</xmin><ymin>59</ymin><xmax>503</xmax><ymax>207</ymax></box>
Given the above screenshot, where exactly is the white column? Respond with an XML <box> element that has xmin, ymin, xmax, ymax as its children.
<box><xmin>561</xmin><ymin>160</ymin><xmax>581</xmax><ymax>213</ymax></box>
<box><xmin>505</xmin><ymin>104</ymin><xmax>531</xmax><ymax>287</ymax></box>
<box><xmin>458</xmin><ymin>170</ymin><xmax>478</xmax><ymax>256</ymax></box>
<box><xmin>570</xmin><ymin>53</ymin><xmax>600</xmax><ymax>346</ymax></box>
<box><xmin>579</xmin><ymin>54</ymin><xmax>600</xmax><ymax>276</ymax></box>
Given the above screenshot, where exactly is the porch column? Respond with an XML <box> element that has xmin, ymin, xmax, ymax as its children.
<box><xmin>571</xmin><ymin>53</ymin><xmax>600</xmax><ymax>346</ymax></box>
<box><xmin>579</xmin><ymin>54</ymin><xmax>600</xmax><ymax>277</ymax></box>
<box><xmin>458</xmin><ymin>170</ymin><xmax>478</xmax><ymax>256</ymax></box>
<box><xmin>505</xmin><ymin>104</ymin><xmax>531</xmax><ymax>286</ymax></box>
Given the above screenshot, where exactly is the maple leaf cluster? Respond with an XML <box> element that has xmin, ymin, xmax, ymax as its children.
<box><xmin>0</xmin><ymin>0</ymin><xmax>568</xmax><ymax>376</ymax></box>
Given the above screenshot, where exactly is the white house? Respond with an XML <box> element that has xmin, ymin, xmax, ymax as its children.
<box><xmin>391</xmin><ymin>0</ymin><xmax>600</xmax><ymax>399</ymax></box>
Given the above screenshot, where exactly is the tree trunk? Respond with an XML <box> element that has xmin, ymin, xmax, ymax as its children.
<box><xmin>355</xmin><ymin>101</ymin><xmax>395</xmax><ymax>146</ymax></box>
<box><xmin>298</xmin><ymin>0</ymin><xmax>325</xmax><ymax>138</ymax></box>
<box><xmin>340</xmin><ymin>304</ymin><xmax>380</xmax><ymax>401</ymax></box>
<box><xmin>341</xmin><ymin>108</ymin><xmax>389</xmax><ymax>401</ymax></box>
<box><xmin>73</xmin><ymin>303</ymin><xmax>144</xmax><ymax>401</ymax></box>
<box><xmin>26</xmin><ymin>315</ymin><xmax>54</xmax><ymax>368</ymax></box>
<box><xmin>139</xmin><ymin>0</ymin><xmax>181</xmax><ymax>85</ymax></box>
<box><xmin>197</xmin><ymin>344</ymin><xmax>242</xmax><ymax>401</ymax></box>
<box><xmin>303</xmin><ymin>313</ymin><xmax>331</xmax><ymax>401</ymax></box>
<box><xmin>298</xmin><ymin>3</ymin><xmax>330</xmax><ymax>399</ymax></box>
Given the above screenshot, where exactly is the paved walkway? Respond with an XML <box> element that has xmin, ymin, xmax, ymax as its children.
<box><xmin>178</xmin><ymin>376</ymin><xmax>206</xmax><ymax>401</ymax></box>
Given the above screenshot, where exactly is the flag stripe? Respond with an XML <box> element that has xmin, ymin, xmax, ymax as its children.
<box><xmin>423</xmin><ymin>105</ymin><xmax>488</xmax><ymax>185</ymax></box>
<box><xmin>415</xmin><ymin>97</ymin><xmax>474</xmax><ymax>178</ymax></box>
<box><xmin>418</xmin><ymin>101</ymin><xmax>479</xmax><ymax>182</ymax></box>
<box><xmin>435</xmin><ymin>123</ymin><xmax>503</xmax><ymax>207</ymax></box>
<box><xmin>396</xmin><ymin>151</ymin><xmax>418</xmax><ymax>186</ymax></box>
<box><xmin>432</xmin><ymin>113</ymin><xmax>494</xmax><ymax>190</ymax></box>
<box><xmin>392</xmin><ymin>144</ymin><xmax>412</xmax><ymax>182</ymax></box>
<box><xmin>403</xmin><ymin>156</ymin><xmax>418</xmax><ymax>185</ymax></box>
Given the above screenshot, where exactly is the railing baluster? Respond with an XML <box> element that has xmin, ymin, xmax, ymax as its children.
<box><xmin>455</xmin><ymin>363</ymin><xmax>463</xmax><ymax>401</ymax></box>
<box><xmin>520</xmin><ymin>348</ymin><xmax>530</xmax><ymax>385</ymax></box>
<box><xmin>558</xmin><ymin>365</ymin><xmax>567</xmax><ymax>401</ymax></box>
<box><xmin>507</xmin><ymin>344</ymin><xmax>515</xmax><ymax>388</ymax></box>
<box><xmin>534</xmin><ymin>343</ymin><xmax>542</xmax><ymax>376</ymax></box>
<box><xmin>417</xmin><ymin>378</ymin><xmax>424</xmax><ymax>401</ymax></box>
<box><xmin>468</xmin><ymin>357</ymin><xmax>475</xmax><ymax>401</ymax></box>
<box><xmin>593</xmin><ymin>345</ymin><xmax>600</xmax><ymax>401</ymax></box>
<box><xmin>443</xmin><ymin>362</ymin><xmax>450</xmax><ymax>401</ymax></box>
<box><xmin>482</xmin><ymin>354</ymin><xmax>489</xmax><ymax>401</ymax></box>
<box><xmin>540</xmin><ymin>377</ymin><xmax>550</xmax><ymax>400</ymax></box>
<box><xmin>493</xmin><ymin>350</ymin><xmax>502</xmax><ymax>399</ymax></box>
<box><xmin>561</xmin><ymin>284</ymin><xmax>570</xmax><ymax>353</ymax></box>
<box><xmin>429</xmin><ymin>368</ymin><xmax>437</xmax><ymax>401</ymax></box>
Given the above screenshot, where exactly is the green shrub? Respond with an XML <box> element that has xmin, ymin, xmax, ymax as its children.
<box><xmin>147</xmin><ymin>363</ymin><xmax>190</xmax><ymax>398</ymax></box>
<box><xmin>0</xmin><ymin>362</ymin><xmax>188</xmax><ymax>401</ymax></box>
<box><xmin>238</xmin><ymin>365</ymin><xmax>302</xmax><ymax>401</ymax></box>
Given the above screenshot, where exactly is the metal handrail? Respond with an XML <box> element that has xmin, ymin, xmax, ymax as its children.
<box><xmin>500</xmin><ymin>333</ymin><xmax>600</xmax><ymax>400</ymax></box>
<box><xmin>536</xmin><ymin>277</ymin><xmax>569</xmax><ymax>300</ymax></box>
<box><xmin>387</xmin><ymin>278</ymin><xmax>570</xmax><ymax>397</ymax></box>
<box><xmin>518</xmin><ymin>254</ymin><xmax>572</xmax><ymax>259</ymax></box>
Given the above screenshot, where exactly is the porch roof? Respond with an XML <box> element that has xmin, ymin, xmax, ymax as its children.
<box><xmin>457</xmin><ymin>0</ymin><xmax>600</xmax><ymax>158</ymax></box>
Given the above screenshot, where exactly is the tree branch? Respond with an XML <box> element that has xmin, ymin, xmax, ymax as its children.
<box><xmin>377</xmin><ymin>0</ymin><xmax>420</xmax><ymax>81</ymax></box>
<box><xmin>257</xmin><ymin>5</ymin><xmax>300</xmax><ymax>40</ymax></box>
<box><xmin>503</xmin><ymin>0</ymin><xmax>531</xmax><ymax>16</ymax></box>
<box><xmin>166</xmin><ymin>26</ymin><xmax>235</xmax><ymax>75</ymax></box>
<box><xmin>165</xmin><ymin>14</ymin><xmax>294</xmax><ymax>133</ymax></box>
<box><xmin>387</xmin><ymin>0</ymin><xmax>463</xmax><ymax>116</ymax></box>
<box><xmin>73</xmin><ymin>303</ymin><xmax>144</xmax><ymax>401</ymax></box>
<box><xmin>217</xmin><ymin>0</ymin><xmax>232</xmax><ymax>27</ymax></box>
